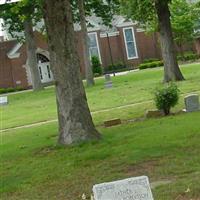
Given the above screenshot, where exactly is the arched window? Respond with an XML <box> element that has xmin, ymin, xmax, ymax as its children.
<box><xmin>37</xmin><ymin>53</ymin><xmax>49</xmax><ymax>63</ymax></box>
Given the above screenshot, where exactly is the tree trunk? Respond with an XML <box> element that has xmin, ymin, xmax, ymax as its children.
<box><xmin>24</xmin><ymin>19</ymin><xmax>44</xmax><ymax>91</ymax></box>
<box><xmin>195</xmin><ymin>39</ymin><xmax>200</xmax><ymax>55</ymax></box>
<box><xmin>78</xmin><ymin>0</ymin><xmax>95</xmax><ymax>87</ymax></box>
<box><xmin>42</xmin><ymin>0</ymin><xmax>101</xmax><ymax>145</ymax></box>
<box><xmin>155</xmin><ymin>0</ymin><xmax>185</xmax><ymax>82</ymax></box>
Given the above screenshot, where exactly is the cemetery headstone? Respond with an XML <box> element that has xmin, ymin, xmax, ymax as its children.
<box><xmin>184</xmin><ymin>94</ymin><xmax>199</xmax><ymax>112</ymax></box>
<box><xmin>145</xmin><ymin>110</ymin><xmax>164</xmax><ymax>118</ymax></box>
<box><xmin>93</xmin><ymin>176</ymin><xmax>154</xmax><ymax>200</ymax></box>
<box><xmin>0</xmin><ymin>96</ymin><xmax>8</xmax><ymax>106</ymax></box>
<box><xmin>105</xmin><ymin>74</ymin><xmax>112</xmax><ymax>88</ymax></box>
<box><xmin>104</xmin><ymin>118</ymin><xmax>121</xmax><ymax>127</ymax></box>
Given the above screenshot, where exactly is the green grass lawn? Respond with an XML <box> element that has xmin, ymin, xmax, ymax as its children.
<box><xmin>1</xmin><ymin>112</ymin><xmax>200</xmax><ymax>199</ymax></box>
<box><xmin>1</xmin><ymin>62</ymin><xmax>200</xmax><ymax>130</ymax></box>
<box><xmin>1</xmin><ymin>63</ymin><xmax>200</xmax><ymax>199</ymax></box>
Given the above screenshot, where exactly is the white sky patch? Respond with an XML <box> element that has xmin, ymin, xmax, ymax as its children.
<box><xmin>0</xmin><ymin>19</ymin><xmax>4</xmax><ymax>36</ymax></box>
<box><xmin>0</xmin><ymin>0</ymin><xmax>20</xmax><ymax>37</ymax></box>
<box><xmin>0</xmin><ymin>0</ymin><xmax>20</xmax><ymax>5</ymax></box>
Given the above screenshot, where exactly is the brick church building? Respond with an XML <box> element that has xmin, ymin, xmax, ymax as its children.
<box><xmin>0</xmin><ymin>16</ymin><xmax>198</xmax><ymax>89</ymax></box>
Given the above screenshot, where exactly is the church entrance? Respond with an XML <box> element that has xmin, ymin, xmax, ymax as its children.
<box><xmin>37</xmin><ymin>53</ymin><xmax>53</xmax><ymax>83</ymax></box>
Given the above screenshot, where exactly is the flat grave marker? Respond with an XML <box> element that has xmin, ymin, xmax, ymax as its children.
<box><xmin>104</xmin><ymin>118</ymin><xmax>121</xmax><ymax>127</ymax></box>
<box><xmin>93</xmin><ymin>176</ymin><xmax>154</xmax><ymax>200</ymax></box>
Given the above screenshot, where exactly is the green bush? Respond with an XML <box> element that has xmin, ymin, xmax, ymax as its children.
<box><xmin>91</xmin><ymin>56</ymin><xmax>102</xmax><ymax>75</ymax></box>
<box><xmin>0</xmin><ymin>87</ymin><xmax>24</xmax><ymax>94</ymax></box>
<box><xmin>105</xmin><ymin>62</ymin><xmax>127</xmax><ymax>73</ymax></box>
<box><xmin>154</xmin><ymin>83</ymin><xmax>180</xmax><ymax>115</ymax></box>
<box><xmin>139</xmin><ymin>60</ymin><xmax>164</xmax><ymax>70</ymax></box>
<box><xmin>177</xmin><ymin>52</ymin><xmax>200</xmax><ymax>61</ymax></box>
<box><xmin>143</xmin><ymin>58</ymin><xmax>159</xmax><ymax>63</ymax></box>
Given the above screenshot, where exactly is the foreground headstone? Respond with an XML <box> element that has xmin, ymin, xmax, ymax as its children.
<box><xmin>184</xmin><ymin>94</ymin><xmax>199</xmax><ymax>112</ymax></box>
<box><xmin>0</xmin><ymin>96</ymin><xmax>8</xmax><ymax>106</ymax></box>
<box><xmin>93</xmin><ymin>176</ymin><xmax>154</xmax><ymax>200</ymax></box>
<box><xmin>105</xmin><ymin>74</ymin><xmax>112</xmax><ymax>88</ymax></box>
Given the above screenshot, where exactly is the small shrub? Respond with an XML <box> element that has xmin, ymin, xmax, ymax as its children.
<box><xmin>105</xmin><ymin>62</ymin><xmax>127</xmax><ymax>73</ymax></box>
<box><xmin>143</xmin><ymin>58</ymin><xmax>159</xmax><ymax>63</ymax></box>
<box><xmin>91</xmin><ymin>56</ymin><xmax>102</xmax><ymax>75</ymax></box>
<box><xmin>177</xmin><ymin>52</ymin><xmax>200</xmax><ymax>61</ymax></box>
<box><xmin>0</xmin><ymin>87</ymin><xmax>24</xmax><ymax>94</ymax></box>
<box><xmin>154</xmin><ymin>83</ymin><xmax>180</xmax><ymax>115</ymax></box>
<box><xmin>139</xmin><ymin>60</ymin><xmax>164</xmax><ymax>70</ymax></box>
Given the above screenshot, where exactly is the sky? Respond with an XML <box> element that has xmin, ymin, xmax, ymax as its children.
<box><xmin>0</xmin><ymin>19</ymin><xmax>4</xmax><ymax>36</ymax></box>
<box><xmin>0</xmin><ymin>0</ymin><xmax>20</xmax><ymax>36</ymax></box>
<box><xmin>0</xmin><ymin>0</ymin><xmax>19</xmax><ymax>5</ymax></box>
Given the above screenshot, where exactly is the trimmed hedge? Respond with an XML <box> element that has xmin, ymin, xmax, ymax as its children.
<box><xmin>139</xmin><ymin>60</ymin><xmax>164</xmax><ymax>70</ymax></box>
<box><xmin>177</xmin><ymin>52</ymin><xmax>200</xmax><ymax>61</ymax></box>
<box><xmin>139</xmin><ymin>52</ymin><xmax>199</xmax><ymax>70</ymax></box>
<box><xmin>0</xmin><ymin>87</ymin><xmax>24</xmax><ymax>94</ymax></box>
<box><xmin>143</xmin><ymin>58</ymin><xmax>160</xmax><ymax>63</ymax></box>
<box><xmin>104</xmin><ymin>62</ymin><xmax>128</xmax><ymax>73</ymax></box>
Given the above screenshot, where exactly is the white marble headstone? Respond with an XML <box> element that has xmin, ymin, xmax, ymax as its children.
<box><xmin>0</xmin><ymin>96</ymin><xmax>8</xmax><ymax>106</ymax></box>
<box><xmin>93</xmin><ymin>176</ymin><xmax>154</xmax><ymax>200</ymax></box>
<box><xmin>184</xmin><ymin>94</ymin><xmax>199</xmax><ymax>112</ymax></box>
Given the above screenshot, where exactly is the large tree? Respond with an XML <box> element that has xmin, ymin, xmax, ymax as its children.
<box><xmin>121</xmin><ymin>0</ymin><xmax>185</xmax><ymax>82</ymax></box>
<box><xmin>0</xmin><ymin>0</ymin><xmax>44</xmax><ymax>91</ymax></box>
<box><xmin>42</xmin><ymin>0</ymin><xmax>101</xmax><ymax>145</ymax></box>
<box><xmin>170</xmin><ymin>0</ymin><xmax>200</xmax><ymax>56</ymax></box>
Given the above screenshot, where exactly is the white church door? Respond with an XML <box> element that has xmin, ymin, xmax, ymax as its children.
<box><xmin>37</xmin><ymin>53</ymin><xmax>53</xmax><ymax>83</ymax></box>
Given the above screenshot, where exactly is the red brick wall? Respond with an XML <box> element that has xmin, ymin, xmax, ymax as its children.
<box><xmin>0</xmin><ymin>32</ymin><xmax>51</xmax><ymax>89</ymax></box>
<box><xmin>136</xmin><ymin>32</ymin><xmax>161</xmax><ymax>61</ymax></box>
<box><xmin>0</xmin><ymin>40</ymin><xmax>17</xmax><ymax>88</ymax></box>
<box><xmin>1</xmin><ymin>30</ymin><xmax>199</xmax><ymax>89</ymax></box>
<box><xmin>100</xmin><ymin>34</ymin><xmax>125</xmax><ymax>68</ymax></box>
<box><xmin>10</xmin><ymin>45</ymin><xmax>28</xmax><ymax>88</ymax></box>
<box><xmin>99</xmin><ymin>26</ymin><xmax>162</xmax><ymax>69</ymax></box>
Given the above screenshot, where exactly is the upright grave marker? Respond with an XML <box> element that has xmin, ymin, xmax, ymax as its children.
<box><xmin>184</xmin><ymin>94</ymin><xmax>199</xmax><ymax>112</ymax></box>
<box><xmin>93</xmin><ymin>176</ymin><xmax>154</xmax><ymax>200</ymax></box>
<box><xmin>105</xmin><ymin>74</ymin><xmax>112</xmax><ymax>88</ymax></box>
<box><xmin>0</xmin><ymin>96</ymin><xmax>8</xmax><ymax>106</ymax></box>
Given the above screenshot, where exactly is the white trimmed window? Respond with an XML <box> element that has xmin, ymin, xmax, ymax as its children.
<box><xmin>88</xmin><ymin>32</ymin><xmax>101</xmax><ymax>62</ymax></box>
<box><xmin>123</xmin><ymin>27</ymin><xmax>138</xmax><ymax>60</ymax></box>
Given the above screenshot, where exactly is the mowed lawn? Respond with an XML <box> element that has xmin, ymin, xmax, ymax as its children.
<box><xmin>1</xmin><ymin>62</ymin><xmax>200</xmax><ymax>130</ymax></box>
<box><xmin>0</xmin><ymin>63</ymin><xmax>200</xmax><ymax>200</ymax></box>
<box><xmin>1</xmin><ymin>113</ymin><xmax>200</xmax><ymax>199</ymax></box>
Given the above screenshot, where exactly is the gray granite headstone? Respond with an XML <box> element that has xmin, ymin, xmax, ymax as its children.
<box><xmin>184</xmin><ymin>94</ymin><xmax>199</xmax><ymax>112</ymax></box>
<box><xmin>0</xmin><ymin>96</ymin><xmax>8</xmax><ymax>106</ymax></box>
<box><xmin>93</xmin><ymin>176</ymin><xmax>154</xmax><ymax>200</ymax></box>
<box><xmin>105</xmin><ymin>74</ymin><xmax>112</xmax><ymax>88</ymax></box>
